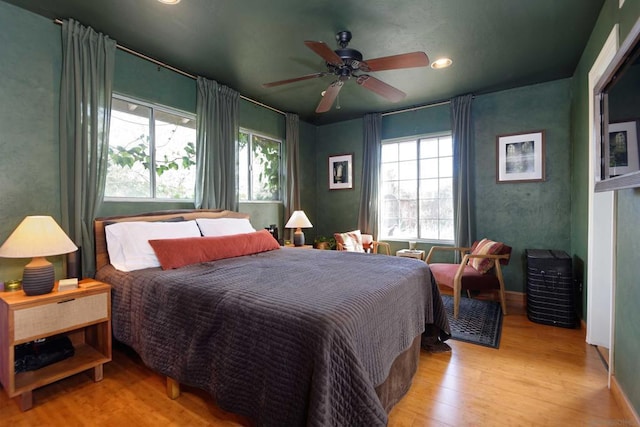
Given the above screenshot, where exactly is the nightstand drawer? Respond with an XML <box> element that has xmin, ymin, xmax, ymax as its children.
<box><xmin>13</xmin><ymin>293</ymin><xmax>108</xmax><ymax>342</ymax></box>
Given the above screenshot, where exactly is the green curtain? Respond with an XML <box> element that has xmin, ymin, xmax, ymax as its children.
<box><xmin>59</xmin><ymin>19</ymin><xmax>116</xmax><ymax>278</ymax></box>
<box><xmin>357</xmin><ymin>113</ymin><xmax>382</xmax><ymax>237</ymax></box>
<box><xmin>451</xmin><ymin>94</ymin><xmax>474</xmax><ymax>261</ymax></box>
<box><xmin>195</xmin><ymin>77</ymin><xmax>240</xmax><ymax>211</ymax></box>
<box><xmin>284</xmin><ymin>113</ymin><xmax>301</xmax><ymax>239</ymax></box>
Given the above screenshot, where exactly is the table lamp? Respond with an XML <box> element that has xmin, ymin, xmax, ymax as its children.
<box><xmin>0</xmin><ymin>216</ymin><xmax>78</xmax><ymax>296</ymax></box>
<box><xmin>285</xmin><ymin>210</ymin><xmax>313</xmax><ymax>246</ymax></box>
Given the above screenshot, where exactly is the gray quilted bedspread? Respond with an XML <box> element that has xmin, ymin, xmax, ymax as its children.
<box><xmin>96</xmin><ymin>248</ymin><xmax>450</xmax><ymax>426</ymax></box>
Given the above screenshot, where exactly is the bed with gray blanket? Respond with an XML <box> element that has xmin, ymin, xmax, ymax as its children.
<box><xmin>94</xmin><ymin>210</ymin><xmax>450</xmax><ymax>426</ymax></box>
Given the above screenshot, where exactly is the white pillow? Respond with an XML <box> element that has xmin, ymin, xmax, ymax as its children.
<box><xmin>195</xmin><ymin>218</ymin><xmax>256</xmax><ymax>237</ymax></box>
<box><xmin>105</xmin><ymin>220</ymin><xmax>202</xmax><ymax>272</ymax></box>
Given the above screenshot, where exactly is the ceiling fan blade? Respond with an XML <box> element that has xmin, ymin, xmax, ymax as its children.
<box><xmin>262</xmin><ymin>72</ymin><xmax>326</xmax><ymax>88</ymax></box>
<box><xmin>304</xmin><ymin>41</ymin><xmax>343</xmax><ymax>66</ymax></box>
<box><xmin>316</xmin><ymin>81</ymin><xmax>344</xmax><ymax>113</ymax></box>
<box><xmin>356</xmin><ymin>75</ymin><xmax>406</xmax><ymax>102</ymax></box>
<box><xmin>361</xmin><ymin>52</ymin><xmax>429</xmax><ymax>72</ymax></box>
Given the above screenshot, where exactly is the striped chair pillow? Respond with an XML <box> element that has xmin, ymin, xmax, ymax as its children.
<box><xmin>334</xmin><ymin>230</ymin><xmax>365</xmax><ymax>252</ymax></box>
<box><xmin>469</xmin><ymin>238</ymin><xmax>504</xmax><ymax>274</ymax></box>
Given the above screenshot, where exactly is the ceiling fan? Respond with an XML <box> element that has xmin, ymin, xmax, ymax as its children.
<box><xmin>262</xmin><ymin>31</ymin><xmax>430</xmax><ymax>113</ymax></box>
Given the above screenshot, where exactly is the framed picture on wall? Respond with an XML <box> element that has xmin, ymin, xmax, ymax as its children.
<box><xmin>608</xmin><ymin>121</ymin><xmax>639</xmax><ymax>177</ymax></box>
<box><xmin>328</xmin><ymin>153</ymin><xmax>353</xmax><ymax>190</ymax></box>
<box><xmin>496</xmin><ymin>130</ymin><xmax>545</xmax><ymax>183</ymax></box>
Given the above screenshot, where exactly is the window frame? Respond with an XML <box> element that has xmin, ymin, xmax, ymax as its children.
<box><xmin>238</xmin><ymin>127</ymin><xmax>284</xmax><ymax>203</ymax></box>
<box><xmin>104</xmin><ymin>93</ymin><xmax>197</xmax><ymax>202</ymax></box>
<box><xmin>378</xmin><ymin>131</ymin><xmax>454</xmax><ymax>244</ymax></box>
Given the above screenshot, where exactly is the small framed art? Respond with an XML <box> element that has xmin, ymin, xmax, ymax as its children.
<box><xmin>328</xmin><ymin>153</ymin><xmax>353</xmax><ymax>190</ymax></box>
<box><xmin>496</xmin><ymin>130</ymin><xmax>545</xmax><ymax>183</ymax></box>
<box><xmin>608</xmin><ymin>121</ymin><xmax>639</xmax><ymax>177</ymax></box>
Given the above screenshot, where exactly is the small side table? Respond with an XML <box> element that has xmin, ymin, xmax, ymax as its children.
<box><xmin>0</xmin><ymin>279</ymin><xmax>111</xmax><ymax>410</ymax></box>
<box><xmin>396</xmin><ymin>249</ymin><xmax>425</xmax><ymax>260</ymax></box>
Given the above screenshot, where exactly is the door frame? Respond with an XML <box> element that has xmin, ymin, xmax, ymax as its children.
<box><xmin>586</xmin><ymin>25</ymin><xmax>618</xmax><ymax>384</ymax></box>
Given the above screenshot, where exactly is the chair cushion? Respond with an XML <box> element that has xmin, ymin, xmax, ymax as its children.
<box><xmin>469</xmin><ymin>238</ymin><xmax>504</xmax><ymax>274</ymax></box>
<box><xmin>334</xmin><ymin>230</ymin><xmax>365</xmax><ymax>252</ymax></box>
<box><xmin>430</xmin><ymin>263</ymin><xmax>501</xmax><ymax>291</ymax></box>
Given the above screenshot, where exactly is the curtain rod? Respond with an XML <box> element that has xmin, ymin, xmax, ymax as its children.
<box><xmin>381</xmin><ymin>95</ymin><xmax>477</xmax><ymax>116</ymax></box>
<box><xmin>54</xmin><ymin>19</ymin><xmax>286</xmax><ymax>117</ymax></box>
<box><xmin>382</xmin><ymin>100</ymin><xmax>450</xmax><ymax>116</ymax></box>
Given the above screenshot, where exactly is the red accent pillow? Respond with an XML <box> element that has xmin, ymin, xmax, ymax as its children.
<box><xmin>149</xmin><ymin>229</ymin><xmax>280</xmax><ymax>270</ymax></box>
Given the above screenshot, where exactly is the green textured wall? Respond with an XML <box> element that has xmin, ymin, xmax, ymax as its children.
<box><xmin>113</xmin><ymin>49</ymin><xmax>195</xmax><ymax>114</ymax></box>
<box><xmin>0</xmin><ymin>2</ymin><xmax>64</xmax><ymax>282</ymax></box>
<box><xmin>570</xmin><ymin>0</ymin><xmax>640</xmax><ymax>415</ymax></box>
<box><xmin>314</xmin><ymin>118</ymin><xmax>363</xmax><ymax>241</ymax></box>
<box><xmin>298</xmin><ymin>120</ymin><xmax>318</xmax><ymax>235</ymax></box>
<box><xmin>381</xmin><ymin>104</ymin><xmax>451</xmax><ymax>140</ymax></box>
<box><xmin>612</xmin><ymin>0</ymin><xmax>640</xmax><ymax>416</ymax></box>
<box><xmin>615</xmin><ymin>188</ymin><xmax>640</xmax><ymax>412</ymax></box>
<box><xmin>473</xmin><ymin>80</ymin><xmax>572</xmax><ymax>292</ymax></box>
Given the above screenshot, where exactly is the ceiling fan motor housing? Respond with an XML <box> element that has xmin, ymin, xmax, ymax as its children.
<box><xmin>335</xmin><ymin>30</ymin><xmax>353</xmax><ymax>48</ymax></box>
<box><xmin>332</xmin><ymin>47</ymin><xmax>364</xmax><ymax>73</ymax></box>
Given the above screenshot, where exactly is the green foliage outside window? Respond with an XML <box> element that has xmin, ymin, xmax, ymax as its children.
<box><xmin>239</xmin><ymin>130</ymin><xmax>282</xmax><ymax>201</ymax></box>
<box><xmin>108</xmin><ymin>140</ymin><xmax>196</xmax><ymax>176</ymax></box>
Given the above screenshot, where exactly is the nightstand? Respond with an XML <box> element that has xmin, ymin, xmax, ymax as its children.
<box><xmin>284</xmin><ymin>244</ymin><xmax>314</xmax><ymax>249</ymax></box>
<box><xmin>396</xmin><ymin>249</ymin><xmax>426</xmax><ymax>260</ymax></box>
<box><xmin>0</xmin><ymin>279</ymin><xmax>111</xmax><ymax>410</ymax></box>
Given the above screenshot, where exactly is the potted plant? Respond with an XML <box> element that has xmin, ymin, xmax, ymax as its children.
<box><xmin>313</xmin><ymin>236</ymin><xmax>336</xmax><ymax>250</ymax></box>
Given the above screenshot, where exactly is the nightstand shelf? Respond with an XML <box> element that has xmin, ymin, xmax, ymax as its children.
<box><xmin>14</xmin><ymin>342</ymin><xmax>108</xmax><ymax>393</ymax></box>
<box><xmin>396</xmin><ymin>249</ymin><xmax>426</xmax><ymax>260</ymax></box>
<box><xmin>0</xmin><ymin>279</ymin><xmax>111</xmax><ymax>411</ymax></box>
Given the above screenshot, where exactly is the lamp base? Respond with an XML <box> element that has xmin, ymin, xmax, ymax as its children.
<box><xmin>293</xmin><ymin>230</ymin><xmax>305</xmax><ymax>247</ymax></box>
<box><xmin>22</xmin><ymin>258</ymin><xmax>55</xmax><ymax>296</ymax></box>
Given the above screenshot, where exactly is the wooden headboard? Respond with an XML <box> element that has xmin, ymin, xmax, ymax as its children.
<box><xmin>94</xmin><ymin>209</ymin><xmax>250</xmax><ymax>271</ymax></box>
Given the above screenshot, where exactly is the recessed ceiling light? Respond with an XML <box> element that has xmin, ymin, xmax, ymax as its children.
<box><xmin>431</xmin><ymin>58</ymin><xmax>453</xmax><ymax>69</ymax></box>
<box><xmin>157</xmin><ymin>0</ymin><xmax>181</xmax><ymax>4</ymax></box>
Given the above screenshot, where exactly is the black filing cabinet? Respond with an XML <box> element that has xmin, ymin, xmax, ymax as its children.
<box><xmin>525</xmin><ymin>249</ymin><xmax>577</xmax><ymax>328</ymax></box>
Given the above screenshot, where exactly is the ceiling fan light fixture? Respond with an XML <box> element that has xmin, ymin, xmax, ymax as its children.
<box><xmin>157</xmin><ymin>0</ymin><xmax>181</xmax><ymax>4</ymax></box>
<box><xmin>431</xmin><ymin>58</ymin><xmax>453</xmax><ymax>69</ymax></box>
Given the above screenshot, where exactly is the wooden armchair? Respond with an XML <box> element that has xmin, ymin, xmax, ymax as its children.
<box><xmin>334</xmin><ymin>230</ymin><xmax>391</xmax><ymax>255</ymax></box>
<box><xmin>426</xmin><ymin>239</ymin><xmax>511</xmax><ymax>319</ymax></box>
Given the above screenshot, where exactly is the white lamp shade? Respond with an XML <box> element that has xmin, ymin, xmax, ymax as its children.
<box><xmin>285</xmin><ymin>210</ymin><xmax>313</xmax><ymax>229</ymax></box>
<box><xmin>0</xmin><ymin>216</ymin><xmax>78</xmax><ymax>258</ymax></box>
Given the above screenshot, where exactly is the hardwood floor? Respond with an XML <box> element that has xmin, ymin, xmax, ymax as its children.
<box><xmin>0</xmin><ymin>301</ymin><xmax>632</xmax><ymax>426</ymax></box>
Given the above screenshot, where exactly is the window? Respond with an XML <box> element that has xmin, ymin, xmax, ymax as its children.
<box><xmin>238</xmin><ymin>129</ymin><xmax>282</xmax><ymax>201</ymax></box>
<box><xmin>105</xmin><ymin>95</ymin><xmax>196</xmax><ymax>200</ymax></box>
<box><xmin>379</xmin><ymin>134</ymin><xmax>453</xmax><ymax>241</ymax></box>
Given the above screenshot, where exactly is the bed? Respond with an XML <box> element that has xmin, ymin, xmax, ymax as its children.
<box><xmin>93</xmin><ymin>209</ymin><xmax>450</xmax><ymax>426</ymax></box>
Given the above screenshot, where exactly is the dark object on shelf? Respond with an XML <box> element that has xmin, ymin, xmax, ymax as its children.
<box><xmin>66</xmin><ymin>247</ymin><xmax>81</xmax><ymax>279</ymax></box>
<box><xmin>14</xmin><ymin>335</ymin><xmax>75</xmax><ymax>373</ymax></box>
<box><xmin>265</xmin><ymin>224</ymin><xmax>279</xmax><ymax>243</ymax></box>
<box><xmin>526</xmin><ymin>249</ymin><xmax>577</xmax><ymax>328</ymax></box>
